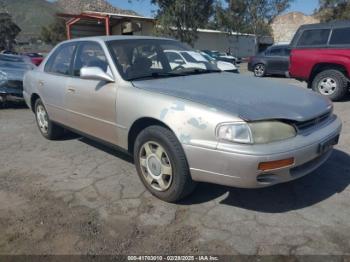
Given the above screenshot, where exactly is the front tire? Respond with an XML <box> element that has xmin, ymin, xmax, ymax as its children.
<box><xmin>34</xmin><ymin>98</ymin><xmax>64</xmax><ymax>140</ymax></box>
<box><xmin>134</xmin><ymin>126</ymin><xmax>197</xmax><ymax>202</ymax></box>
<box><xmin>312</xmin><ymin>69</ymin><xmax>348</xmax><ymax>101</ymax></box>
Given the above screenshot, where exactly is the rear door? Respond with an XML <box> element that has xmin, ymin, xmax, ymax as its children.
<box><xmin>65</xmin><ymin>41</ymin><xmax>118</xmax><ymax>144</ymax></box>
<box><xmin>39</xmin><ymin>43</ymin><xmax>77</xmax><ymax>124</ymax></box>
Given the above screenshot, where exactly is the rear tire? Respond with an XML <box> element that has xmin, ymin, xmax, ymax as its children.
<box><xmin>134</xmin><ymin>126</ymin><xmax>197</xmax><ymax>202</ymax></box>
<box><xmin>34</xmin><ymin>98</ymin><xmax>64</xmax><ymax>140</ymax></box>
<box><xmin>312</xmin><ymin>69</ymin><xmax>348</xmax><ymax>101</ymax></box>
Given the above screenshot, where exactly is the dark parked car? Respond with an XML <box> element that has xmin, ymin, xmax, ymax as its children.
<box><xmin>1</xmin><ymin>50</ymin><xmax>19</xmax><ymax>55</ymax></box>
<box><xmin>248</xmin><ymin>45</ymin><xmax>290</xmax><ymax>77</ymax></box>
<box><xmin>202</xmin><ymin>50</ymin><xmax>239</xmax><ymax>65</ymax></box>
<box><xmin>289</xmin><ymin>21</ymin><xmax>350</xmax><ymax>101</ymax></box>
<box><xmin>0</xmin><ymin>54</ymin><xmax>35</xmax><ymax>105</ymax></box>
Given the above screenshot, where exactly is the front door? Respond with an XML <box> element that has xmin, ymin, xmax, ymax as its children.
<box><xmin>65</xmin><ymin>41</ymin><xmax>118</xmax><ymax>144</ymax></box>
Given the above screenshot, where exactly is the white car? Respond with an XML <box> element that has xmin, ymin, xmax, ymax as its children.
<box><xmin>164</xmin><ymin>50</ymin><xmax>206</xmax><ymax>70</ymax></box>
<box><xmin>165</xmin><ymin>50</ymin><xmax>238</xmax><ymax>73</ymax></box>
<box><xmin>200</xmin><ymin>52</ymin><xmax>239</xmax><ymax>73</ymax></box>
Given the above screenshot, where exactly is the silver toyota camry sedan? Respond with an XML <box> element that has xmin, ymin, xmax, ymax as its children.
<box><xmin>23</xmin><ymin>36</ymin><xmax>342</xmax><ymax>202</ymax></box>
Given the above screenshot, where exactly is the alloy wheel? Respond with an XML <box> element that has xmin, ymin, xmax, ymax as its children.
<box><xmin>318</xmin><ymin>77</ymin><xmax>337</xmax><ymax>96</ymax></box>
<box><xmin>254</xmin><ymin>64</ymin><xmax>265</xmax><ymax>77</ymax></box>
<box><xmin>36</xmin><ymin>104</ymin><xmax>49</xmax><ymax>134</ymax></box>
<box><xmin>139</xmin><ymin>141</ymin><xmax>173</xmax><ymax>192</ymax></box>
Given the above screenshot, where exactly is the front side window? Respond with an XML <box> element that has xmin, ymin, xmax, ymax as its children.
<box><xmin>46</xmin><ymin>44</ymin><xmax>76</xmax><ymax>75</ymax></box>
<box><xmin>330</xmin><ymin>27</ymin><xmax>350</xmax><ymax>45</ymax></box>
<box><xmin>107</xmin><ymin>39</ymin><xmax>218</xmax><ymax>81</ymax></box>
<box><xmin>73</xmin><ymin>42</ymin><xmax>108</xmax><ymax>76</ymax></box>
<box><xmin>297</xmin><ymin>29</ymin><xmax>331</xmax><ymax>47</ymax></box>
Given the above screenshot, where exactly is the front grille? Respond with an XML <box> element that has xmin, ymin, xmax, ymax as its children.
<box><xmin>294</xmin><ymin>111</ymin><xmax>332</xmax><ymax>131</ymax></box>
<box><xmin>6</xmin><ymin>80</ymin><xmax>23</xmax><ymax>90</ymax></box>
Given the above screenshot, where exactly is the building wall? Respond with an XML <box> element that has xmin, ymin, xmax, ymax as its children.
<box><xmin>271</xmin><ymin>12</ymin><xmax>320</xmax><ymax>44</ymax></box>
<box><xmin>111</xmin><ymin>23</ymin><xmax>122</xmax><ymax>35</ymax></box>
<box><xmin>111</xmin><ymin>20</ymin><xmax>154</xmax><ymax>36</ymax></box>
<box><xmin>71</xmin><ymin>24</ymin><xmax>106</xmax><ymax>38</ymax></box>
<box><xmin>193</xmin><ymin>31</ymin><xmax>258</xmax><ymax>57</ymax></box>
<box><xmin>139</xmin><ymin>21</ymin><xmax>154</xmax><ymax>35</ymax></box>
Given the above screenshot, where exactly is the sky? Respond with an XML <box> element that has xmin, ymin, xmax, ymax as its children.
<box><xmin>109</xmin><ymin>0</ymin><xmax>320</xmax><ymax>17</ymax></box>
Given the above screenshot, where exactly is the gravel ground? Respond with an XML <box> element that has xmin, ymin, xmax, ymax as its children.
<box><xmin>0</xmin><ymin>72</ymin><xmax>350</xmax><ymax>255</ymax></box>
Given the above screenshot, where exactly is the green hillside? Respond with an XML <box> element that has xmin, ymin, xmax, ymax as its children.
<box><xmin>0</xmin><ymin>0</ymin><xmax>139</xmax><ymax>41</ymax></box>
<box><xmin>1</xmin><ymin>0</ymin><xmax>60</xmax><ymax>40</ymax></box>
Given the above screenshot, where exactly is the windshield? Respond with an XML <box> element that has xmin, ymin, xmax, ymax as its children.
<box><xmin>107</xmin><ymin>39</ymin><xmax>220</xmax><ymax>81</ymax></box>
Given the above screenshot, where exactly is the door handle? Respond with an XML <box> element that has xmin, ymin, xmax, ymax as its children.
<box><xmin>38</xmin><ymin>80</ymin><xmax>44</xmax><ymax>87</ymax></box>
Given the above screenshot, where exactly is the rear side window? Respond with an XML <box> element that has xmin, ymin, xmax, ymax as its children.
<box><xmin>45</xmin><ymin>44</ymin><xmax>76</xmax><ymax>75</ymax></box>
<box><xmin>267</xmin><ymin>47</ymin><xmax>284</xmax><ymax>56</ymax></box>
<box><xmin>297</xmin><ymin>29</ymin><xmax>331</xmax><ymax>47</ymax></box>
<box><xmin>181</xmin><ymin>52</ymin><xmax>197</xmax><ymax>62</ymax></box>
<box><xmin>330</xmin><ymin>27</ymin><xmax>350</xmax><ymax>45</ymax></box>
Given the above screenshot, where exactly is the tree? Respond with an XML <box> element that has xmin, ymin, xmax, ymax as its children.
<box><xmin>151</xmin><ymin>0</ymin><xmax>214</xmax><ymax>46</ymax></box>
<box><xmin>316</xmin><ymin>0</ymin><xmax>350</xmax><ymax>22</ymax></box>
<box><xmin>40</xmin><ymin>18</ymin><xmax>66</xmax><ymax>45</ymax></box>
<box><xmin>0</xmin><ymin>13</ymin><xmax>21</xmax><ymax>51</ymax></box>
<box><xmin>215</xmin><ymin>0</ymin><xmax>293</xmax><ymax>37</ymax></box>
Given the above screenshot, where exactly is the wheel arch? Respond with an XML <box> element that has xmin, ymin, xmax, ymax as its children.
<box><xmin>127</xmin><ymin>117</ymin><xmax>176</xmax><ymax>155</ymax></box>
<box><xmin>309</xmin><ymin>63</ymin><xmax>349</xmax><ymax>86</ymax></box>
<box><xmin>30</xmin><ymin>93</ymin><xmax>41</xmax><ymax>113</ymax></box>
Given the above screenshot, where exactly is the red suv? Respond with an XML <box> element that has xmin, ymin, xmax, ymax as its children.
<box><xmin>289</xmin><ymin>21</ymin><xmax>350</xmax><ymax>101</ymax></box>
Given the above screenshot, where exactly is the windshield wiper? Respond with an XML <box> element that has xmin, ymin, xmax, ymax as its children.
<box><xmin>128</xmin><ymin>72</ymin><xmax>186</xmax><ymax>81</ymax></box>
<box><xmin>179</xmin><ymin>68</ymin><xmax>222</xmax><ymax>75</ymax></box>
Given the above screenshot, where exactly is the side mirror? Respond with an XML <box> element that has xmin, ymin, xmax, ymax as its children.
<box><xmin>80</xmin><ymin>67</ymin><xmax>114</xmax><ymax>82</ymax></box>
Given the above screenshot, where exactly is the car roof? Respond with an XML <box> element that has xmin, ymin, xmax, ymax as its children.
<box><xmin>297</xmin><ymin>20</ymin><xmax>350</xmax><ymax>30</ymax></box>
<box><xmin>59</xmin><ymin>35</ymin><xmax>174</xmax><ymax>45</ymax></box>
<box><xmin>290</xmin><ymin>20</ymin><xmax>350</xmax><ymax>47</ymax></box>
<box><xmin>269</xmin><ymin>44</ymin><xmax>290</xmax><ymax>48</ymax></box>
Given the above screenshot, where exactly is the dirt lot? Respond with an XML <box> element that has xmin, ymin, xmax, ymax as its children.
<box><xmin>0</xmin><ymin>73</ymin><xmax>350</xmax><ymax>255</ymax></box>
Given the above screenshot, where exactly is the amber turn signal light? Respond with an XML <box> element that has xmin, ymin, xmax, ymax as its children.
<box><xmin>258</xmin><ymin>158</ymin><xmax>295</xmax><ymax>171</ymax></box>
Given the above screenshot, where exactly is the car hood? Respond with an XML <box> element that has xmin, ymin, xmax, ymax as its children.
<box><xmin>132</xmin><ymin>73</ymin><xmax>332</xmax><ymax>122</ymax></box>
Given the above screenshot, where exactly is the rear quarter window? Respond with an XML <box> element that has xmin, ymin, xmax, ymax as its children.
<box><xmin>330</xmin><ymin>27</ymin><xmax>350</xmax><ymax>45</ymax></box>
<box><xmin>297</xmin><ymin>29</ymin><xmax>331</xmax><ymax>47</ymax></box>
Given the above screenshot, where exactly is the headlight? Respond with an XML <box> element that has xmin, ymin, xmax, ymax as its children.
<box><xmin>0</xmin><ymin>70</ymin><xmax>7</xmax><ymax>85</ymax></box>
<box><xmin>217</xmin><ymin>122</ymin><xmax>253</xmax><ymax>144</ymax></box>
<box><xmin>217</xmin><ymin>121</ymin><xmax>296</xmax><ymax>144</ymax></box>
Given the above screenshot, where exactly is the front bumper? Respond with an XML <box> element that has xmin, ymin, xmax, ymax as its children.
<box><xmin>183</xmin><ymin>115</ymin><xmax>342</xmax><ymax>188</ymax></box>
